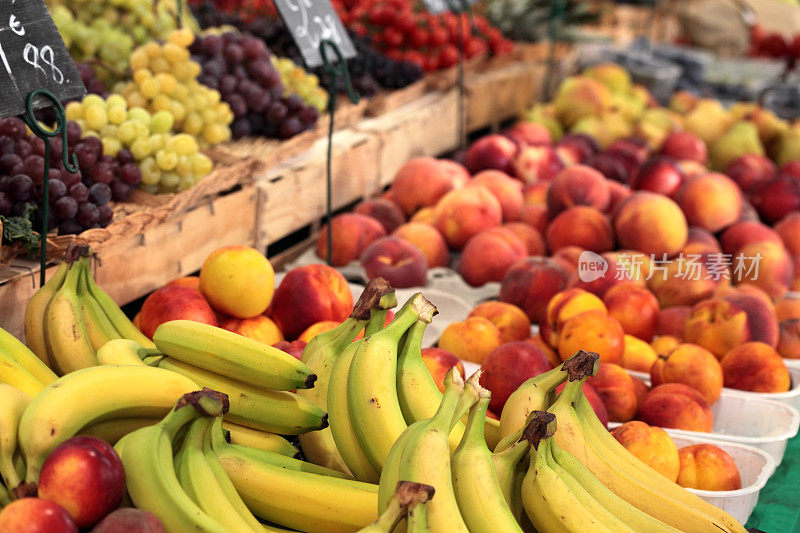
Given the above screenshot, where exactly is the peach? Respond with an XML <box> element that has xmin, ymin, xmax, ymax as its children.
<box><xmin>657</xmin><ymin>307</ymin><xmax>690</xmax><ymax>339</ymax></box>
<box><xmin>297</xmin><ymin>320</ymin><xmax>339</xmax><ymax>343</ymax></box>
<box><xmin>360</xmin><ymin>236</ymin><xmax>428</xmax><ymax>289</ymax></box>
<box><xmin>552</xmin><ymin>246</ymin><xmax>583</xmax><ymax>274</ymax></box>
<box><xmin>632</xmin><ymin>156</ymin><xmax>686</xmax><ymax>198</ymax></box>
<box><xmin>647</xmin><ymin>254</ymin><xmax>729</xmax><ymax>308</ymax></box>
<box><xmin>631</xmin><ymin>376</ymin><xmax>650</xmax><ymax>408</ymax></box>
<box><xmin>545</xmin><ymin>206</ymin><xmax>614</xmax><ymax>253</ymax></box>
<box><xmin>717</xmin><ymin>285</ymin><xmax>779</xmax><ymax>347</ymax></box>
<box><xmin>520</xmin><ymin>204</ymin><xmax>549</xmax><ymax>234</ymax></box>
<box><xmin>719</xmin><ymin>221</ymin><xmax>782</xmax><ymax>256</ymax></box>
<box><xmin>677</xmin><ymin>173</ymin><xmax>742</xmax><ymax>233</ymax></box>
<box><xmin>221</xmin><ymin>315</ymin><xmax>283</xmax><ymax>345</ymax></box>
<box><xmin>471</xmin><ymin>170</ymin><xmax>524</xmax><ymax>221</ymax></box>
<box><xmin>38</xmin><ymin>436</ymin><xmax>125</xmax><ymax>528</ymax></box>
<box><xmin>512</xmin><ymin>145</ymin><xmax>564</xmax><ymax>184</ymax></box>
<box><xmin>390</xmin><ymin>157</ymin><xmax>466</xmax><ymax>215</ymax></box>
<box><xmin>166</xmin><ymin>276</ymin><xmax>200</xmax><ymax>291</ymax></box>
<box><xmin>753</xmin><ymin>176</ymin><xmax>800</xmax><ymax>224</ymax></box>
<box><xmin>557</xmin><ymin>309</ymin><xmax>625</xmax><ymax>365</ymax></box>
<box><xmin>524</xmin><ymin>334</ymin><xmax>561</xmax><ymax>367</ymax></box>
<box><xmin>547</xmin><ymin>165</ymin><xmax>611</xmax><ymax>216</ymax></box>
<box><xmin>606</xmin><ymin>179</ymin><xmax>632</xmax><ymax>214</ymax></box>
<box><xmin>721</xmin><ymin>342</ymin><xmax>791</xmax><ymax>392</ymax></box>
<box><xmin>420</xmin><ymin>347</ymin><xmax>465</xmax><ymax>393</ymax></box>
<box><xmin>505</xmin><ymin>121</ymin><xmax>553</xmax><ymax>148</ymax></box>
<box><xmin>778</xmin><ymin>319</ymin><xmax>800</xmax><ymax>359</ymax></box>
<box><xmin>776</xmin><ymin>293</ymin><xmax>800</xmax><ymax>321</ymax></box>
<box><xmin>465</xmin><ymin>134</ymin><xmax>519</xmax><ymax>175</ymax></box>
<box><xmin>733</xmin><ymin>241</ymin><xmax>793</xmax><ymax>299</ymax></box>
<box><xmin>270</xmin><ymin>264</ymin><xmax>353</xmax><ymax>340</ymax></box>
<box><xmin>725</xmin><ymin>154</ymin><xmax>776</xmax><ymax>194</ymax></box>
<box><xmin>0</xmin><ymin>498</ymin><xmax>78</xmax><ymax>532</ymax></box>
<box><xmin>315</xmin><ymin>213</ymin><xmax>387</xmax><ymax>267</ymax></box>
<box><xmin>651</xmin><ymin>343</ymin><xmax>723</xmax><ymax>404</ymax></box>
<box><xmin>684</xmin><ymin>228</ymin><xmax>722</xmax><ymax>256</ymax></box>
<box><xmin>499</xmin><ymin>257</ymin><xmax>573</xmax><ymax>324</ymax></box>
<box><xmin>553</xmin><ymin>77</ymin><xmax>611</xmax><ymax>128</ymax></box>
<box><xmin>410</xmin><ymin>206</ymin><xmax>436</xmax><ymax>224</ymax></box>
<box><xmin>139</xmin><ymin>286</ymin><xmax>218</xmax><ymax>340</ymax></box>
<box><xmin>272</xmin><ymin>339</ymin><xmax>307</xmax><ymax>360</ymax></box>
<box><xmin>651</xmin><ymin>335</ymin><xmax>680</xmax><ymax>356</ymax></box>
<box><xmin>638</xmin><ymin>383</ymin><xmax>714</xmax><ymax>432</ymax></box>
<box><xmin>392</xmin><ymin>222</ymin><xmax>449</xmax><ymax>268</ymax></box>
<box><xmin>354</xmin><ymin>198</ymin><xmax>407</xmax><ymax>233</ymax></box>
<box><xmin>611</xmin><ymin>421</ymin><xmax>680</xmax><ymax>481</ymax></box>
<box><xmin>573</xmin><ymin>251</ymin><xmax>651</xmax><ymax>299</ymax></box>
<box><xmin>459</xmin><ymin>228</ymin><xmax>527</xmax><ymax>287</ymax></box>
<box><xmin>677</xmin><ymin>444</ymin><xmax>742</xmax><ymax>492</ymax></box>
<box><xmin>775</xmin><ymin>212</ymin><xmax>800</xmax><ymax>258</ymax></box>
<box><xmin>590</xmin><ymin>152</ymin><xmax>634</xmax><ymax>185</ymax></box>
<box><xmin>543</xmin><ymin>288</ymin><xmax>607</xmax><ymax>346</ymax></box>
<box><xmin>522</xmin><ymin>182</ymin><xmax>549</xmax><ymax>206</ymax></box>
<box><xmin>587</xmin><ymin>363</ymin><xmax>639</xmax><ymax>422</ymax></box>
<box><xmin>469</xmin><ymin>301</ymin><xmax>532</xmax><ymax>343</ymax></box>
<box><xmin>438</xmin><ymin>316</ymin><xmax>504</xmax><ymax>364</ymax></box>
<box><xmin>479</xmin><ymin>342</ymin><xmax>554</xmax><ymax>413</ymax></box>
<box><xmin>614</xmin><ymin>192</ymin><xmax>688</xmax><ymax>257</ymax></box>
<box><xmin>92</xmin><ymin>509</ymin><xmax>164</xmax><ymax>533</ymax></box>
<box><xmin>604</xmin><ymin>283</ymin><xmax>659</xmax><ymax>341</ymax></box>
<box><xmin>433</xmin><ymin>185</ymin><xmax>503</xmax><ymax>249</ymax></box>
<box><xmin>503</xmin><ymin>222</ymin><xmax>545</xmax><ymax>256</ymax></box>
<box><xmin>622</xmin><ymin>334</ymin><xmax>658</xmax><ymax>373</ymax></box>
<box><xmin>200</xmin><ymin>246</ymin><xmax>275</xmax><ymax>318</ymax></box>
<box><xmin>660</xmin><ymin>131</ymin><xmax>708</xmax><ymax>164</ymax></box>
<box><xmin>683</xmin><ymin>298</ymin><xmax>750</xmax><ymax>359</ymax></box>
<box><xmin>556</xmin><ymin>134</ymin><xmax>601</xmax><ymax>166</ymax></box>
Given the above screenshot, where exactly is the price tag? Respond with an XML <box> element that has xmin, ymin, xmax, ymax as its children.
<box><xmin>0</xmin><ymin>0</ymin><xmax>85</xmax><ymax>118</ymax></box>
<box><xmin>420</xmin><ymin>0</ymin><xmax>477</xmax><ymax>14</ymax></box>
<box><xmin>272</xmin><ymin>0</ymin><xmax>356</xmax><ymax>69</ymax></box>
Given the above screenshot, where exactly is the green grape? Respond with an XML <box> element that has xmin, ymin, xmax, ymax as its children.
<box><xmin>106</xmin><ymin>94</ymin><xmax>127</xmax><ymax>108</ymax></box>
<box><xmin>160</xmin><ymin>171</ymin><xmax>180</xmax><ymax>189</ymax></box>
<box><xmin>99</xmin><ymin>124</ymin><xmax>118</xmax><ymax>139</ymax></box>
<box><xmin>130</xmin><ymin>137</ymin><xmax>151</xmax><ymax>159</ymax></box>
<box><xmin>102</xmin><ymin>137</ymin><xmax>121</xmax><ymax>157</ymax></box>
<box><xmin>65</xmin><ymin>102</ymin><xmax>83</xmax><ymax>121</ymax></box>
<box><xmin>174</xmin><ymin>155</ymin><xmax>192</xmax><ymax>177</ymax></box>
<box><xmin>139</xmin><ymin>157</ymin><xmax>160</xmax><ymax>185</ymax></box>
<box><xmin>191</xmin><ymin>153</ymin><xmax>213</xmax><ymax>176</ymax></box>
<box><xmin>178</xmin><ymin>175</ymin><xmax>197</xmax><ymax>191</ymax></box>
<box><xmin>85</xmin><ymin>106</ymin><xmax>108</xmax><ymax>130</ymax></box>
<box><xmin>147</xmin><ymin>134</ymin><xmax>166</xmax><ymax>152</ymax></box>
<box><xmin>108</xmin><ymin>106</ymin><xmax>127</xmax><ymax>125</ymax></box>
<box><xmin>166</xmin><ymin>133</ymin><xmax>198</xmax><ymax>156</ymax></box>
<box><xmin>82</xmin><ymin>94</ymin><xmax>105</xmax><ymax>108</ymax></box>
<box><xmin>150</xmin><ymin>110</ymin><xmax>173</xmax><ymax>134</ymax></box>
<box><xmin>117</xmin><ymin>120</ymin><xmax>137</xmax><ymax>144</ymax></box>
<box><xmin>155</xmin><ymin>149</ymin><xmax>178</xmax><ymax>171</ymax></box>
<box><xmin>127</xmin><ymin>107</ymin><xmax>151</xmax><ymax>124</ymax></box>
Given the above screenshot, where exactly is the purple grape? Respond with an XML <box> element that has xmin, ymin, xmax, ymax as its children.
<box><xmin>49</xmin><ymin>137</ymin><xmax>63</xmax><ymax>164</ymax></box>
<box><xmin>251</xmin><ymin>91</ymin><xmax>271</xmax><ymax>113</ymax></box>
<box><xmin>110</xmin><ymin>180</ymin><xmax>131</xmax><ymax>202</ymax></box>
<box><xmin>118</xmin><ymin>163</ymin><xmax>142</xmax><ymax>186</ymax></box>
<box><xmin>0</xmin><ymin>154</ymin><xmax>23</xmax><ymax>174</ymax></box>
<box><xmin>297</xmin><ymin>105</ymin><xmax>319</xmax><ymax>126</ymax></box>
<box><xmin>224</xmin><ymin>44</ymin><xmax>244</xmax><ymax>64</ymax></box>
<box><xmin>242</xmin><ymin>36</ymin><xmax>267</xmax><ymax>60</ymax></box>
<box><xmin>66</xmin><ymin>121</ymin><xmax>82</xmax><ymax>144</ymax></box>
<box><xmin>57</xmin><ymin>218</ymin><xmax>82</xmax><ymax>235</ymax></box>
<box><xmin>48</xmin><ymin>179</ymin><xmax>67</xmax><ymax>204</ymax></box>
<box><xmin>231</xmin><ymin>118</ymin><xmax>251</xmax><ymax>138</ymax></box>
<box><xmin>0</xmin><ymin>137</ymin><xmax>15</xmax><ymax>156</ymax></box>
<box><xmin>116</xmin><ymin>148</ymin><xmax>134</xmax><ymax>165</ymax></box>
<box><xmin>88</xmin><ymin>182</ymin><xmax>112</xmax><ymax>205</ymax></box>
<box><xmin>0</xmin><ymin>191</ymin><xmax>11</xmax><ymax>216</ymax></box>
<box><xmin>73</xmin><ymin>143</ymin><xmax>98</xmax><ymax>169</ymax></box>
<box><xmin>69</xmin><ymin>183</ymin><xmax>88</xmax><ymax>203</ymax></box>
<box><xmin>0</xmin><ymin>176</ymin><xmax>10</xmax><ymax>192</ymax></box>
<box><xmin>76</xmin><ymin>202</ymin><xmax>100</xmax><ymax>227</ymax></box>
<box><xmin>227</xmin><ymin>94</ymin><xmax>247</xmax><ymax>117</ymax></box>
<box><xmin>266</xmin><ymin>102</ymin><xmax>288</xmax><ymax>124</ymax></box>
<box><xmin>90</xmin><ymin>163</ymin><xmax>114</xmax><ymax>184</ymax></box>
<box><xmin>23</xmin><ymin>155</ymin><xmax>45</xmax><ymax>185</ymax></box>
<box><xmin>204</xmin><ymin>60</ymin><xmax>225</xmax><ymax>79</ymax></box>
<box><xmin>7</xmin><ymin>174</ymin><xmax>33</xmax><ymax>202</ymax></box>
<box><xmin>285</xmin><ymin>94</ymin><xmax>304</xmax><ymax>113</ymax></box>
<box><xmin>48</xmin><ymin>168</ymin><xmax>61</xmax><ymax>183</ymax></box>
<box><xmin>0</xmin><ymin>117</ymin><xmax>25</xmax><ymax>138</ymax></box>
<box><xmin>53</xmin><ymin>195</ymin><xmax>78</xmax><ymax>219</ymax></box>
<box><xmin>204</xmin><ymin>34</ymin><xmax>223</xmax><ymax>56</ymax></box>
<box><xmin>31</xmin><ymin>136</ymin><xmax>45</xmax><ymax>157</ymax></box>
<box><xmin>279</xmin><ymin>117</ymin><xmax>304</xmax><ymax>139</ymax></box>
<box><xmin>60</xmin><ymin>168</ymin><xmax>81</xmax><ymax>188</ymax></box>
<box><xmin>97</xmin><ymin>203</ymin><xmax>113</xmax><ymax>226</ymax></box>
<box><xmin>219</xmin><ymin>74</ymin><xmax>238</xmax><ymax>96</ymax></box>
<box><xmin>14</xmin><ymin>139</ymin><xmax>32</xmax><ymax>159</ymax></box>
<box><xmin>262</xmin><ymin>68</ymin><xmax>281</xmax><ymax>88</ymax></box>
<box><xmin>98</xmin><ymin>155</ymin><xmax>114</xmax><ymax>166</ymax></box>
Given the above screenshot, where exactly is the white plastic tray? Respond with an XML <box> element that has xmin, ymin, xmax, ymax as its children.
<box><xmin>667</xmin><ymin>434</ymin><xmax>775</xmax><ymax>526</ymax></box>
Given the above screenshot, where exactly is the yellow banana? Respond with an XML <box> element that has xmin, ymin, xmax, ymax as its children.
<box><xmin>492</xmin><ymin>415</ymin><xmax>534</xmax><ymax>522</ymax></box>
<box><xmin>77</xmin><ymin>264</ymin><xmax>120</xmax><ymax>352</ymax></box>
<box><xmin>222</xmin><ymin>421</ymin><xmax>297</xmax><ymax>457</ymax></box>
<box><xmin>377</xmin><ymin>419</ymin><xmax>426</xmax><ymax>513</ymax></box>
<box><xmin>327</xmin><ymin>309</ymin><xmax>388</xmax><ymax>483</ymax></box>
<box><xmin>0</xmin><ymin>327</ymin><xmax>57</xmax><ymax>386</ymax></box>
<box><xmin>79</xmin><ymin>417</ymin><xmax>159</xmax><ymax>445</ymax></box>
<box><xmin>154</xmin><ymin>320</ymin><xmax>316</xmax><ymax>391</ymax></box>
<box><xmin>395</xmin><ymin>369</ymin><xmax>471</xmax><ymax>533</ymax></box>
<box><xmin>115</xmin><ymin>390</ymin><xmax>228</xmax><ymax>533</ymax></box>
<box><xmin>299</xmin><ymin>278</ymin><xmax>396</xmax><ymax>475</ymax></box>
<box><xmin>360</xmin><ymin>481</ymin><xmax>434</xmax><ymax>533</ymax></box>
<box><xmin>0</xmin><ymin>384</ymin><xmax>30</xmax><ymax>490</ymax></box>
<box><xmin>43</xmin><ymin>257</ymin><xmax>97</xmax><ymax>374</ymax></box>
<box><xmin>24</xmin><ymin>261</ymin><xmax>68</xmax><ymax>368</ymax></box>
<box><xmin>0</xmin><ymin>349</ymin><xmax>44</xmax><ymax>398</ymax></box>
<box><xmin>499</xmin><ymin>364</ymin><xmax>569</xmax><ymax>443</ymax></box>
<box><xmin>83</xmin><ymin>263</ymin><xmax>155</xmax><ymax>349</ymax></box>
<box><xmin>152</xmin><ymin>356</ymin><xmax>326</xmax><ymax>435</ymax></box>
<box><xmin>18</xmin><ymin>364</ymin><xmax>198</xmax><ymax>482</ymax></box>
<box><xmin>348</xmin><ymin>294</ymin><xmax>435</xmax><ymax>472</ymax></box>
<box><xmin>521</xmin><ymin>412</ymin><xmax>613</xmax><ymax>533</ymax></box>
<box><xmin>96</xmin><ymin>339</ymin><xmax>157</xmax><ymax>366</ymax></box>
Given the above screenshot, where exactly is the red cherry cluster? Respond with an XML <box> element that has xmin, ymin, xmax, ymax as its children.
<box><xmin>748</xmin><ymin>24</ymin><xmax>800</xmax><ymax>63</ymax></box>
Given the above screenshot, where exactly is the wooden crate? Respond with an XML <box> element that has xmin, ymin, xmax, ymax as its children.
<box><xmin>356</xmin><ymin>90</ymin><xmax>459</xmax><ymax>187</ymax></box>
<box><xmin>0</xmin><ymin>186</ymin><xmax>259</xmax><ymax>340</ymax></box>
<box><xmin>254</xmin><ymin>130</ymin><xmax>381</xmax><ymax>251</ymax></box>
<box><xmin>465</xmin><ymin>60</ymin><xmax>548</xmax><ymax>131</ymax></box>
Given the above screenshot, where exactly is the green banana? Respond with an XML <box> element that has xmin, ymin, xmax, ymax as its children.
<box><xmin>24</xmin><ymin>261</ymin><xmax>68</xmax><ymax>369</ymax></box>
<box><xmin>154</xmin><ymin>320</ymin><xmax>316</xmax><ymax>391</ymax></box>
<box><xmin>115</xmin><ymin>390</ymin><xmax>229</xmax><ymax>533</ymax></box>
<box><xmin>79</xmin><ymin>417</ymin><xmax>159</xmax><ymax>445</ymax></box>
<box><xmin>96</xmin><ymin>339</ymin><xmax>154</xmax><ymax>366</ymax></box>
<box><xmin>492</xmin><ymin>414</ymin><xmax>535</xmax><ymax>522</ymax></box>
<box><xmin>327</xmin><ymin>309</ymin><xmax>388</xmax><ymax>483</ymax></box>
<box><xmin>77</xmin><ymin>264</ymin><xmax>121</xmax><ymax>352</ymax></box>
<box><xmin>377</xmin><ymin>419</ymin><xmax>427</xmax><ymax>513</ymax></box>
<box><xmin>0</xmin><ymin>384</ymin><xmax>30</xmax><ymax>490</ymax></box>
<box><xmin>452</xmin><ymin>390</ymin><xmax>522</xmax><ymax>533</ymax></box>
<box><xmin>348</xmin><ymin>294</ymin><xmax>436</xmax><ymax>472</ymax></box>
<box><xmin>407</xmin><ymin>500</ymin><xmax>431</xmax><ymax>533</ymax></box>
<box><xmin>43</xmin><ymin>257</ymin><xmax>98</xmax><ymax>374</ymax></box>
<box><xmin>299</xmin><ymin>278</ymin><xmax>396</xmax><ymax>474</ymax></box>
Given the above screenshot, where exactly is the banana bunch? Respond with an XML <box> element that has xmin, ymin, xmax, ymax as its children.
<box><xmin>0</xmin><ymin>324</ymin><xmax>57</xmax><ymax>398</ymax></box>
<box><xmin>25</xmin><ymin>250</ymin><xmax>155</xmax><ymax>376</ymax></box>
<box><xmin>0</xmin><ymin>384</ymin><xmax>30</xmax><ymax>500</ymax></box>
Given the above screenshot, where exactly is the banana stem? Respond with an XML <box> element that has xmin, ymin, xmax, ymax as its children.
<box><xmin>161</xmin><ymin>390</ymin><xmax>227</xmax><ymax>441</ymax></box>
<box><xmin>364</xmin><ymin>309</ymin><xmax>388</xmax><ymax>337</ymax></box>
<box><xmin>459</xmin><ymin>395</ymin><xmax>490</xmax><ymax>451</ymax></box>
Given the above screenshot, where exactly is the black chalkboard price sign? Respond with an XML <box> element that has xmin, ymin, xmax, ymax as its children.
<box><xmin>272</xmin><ymin>0</ymin><xmax>356</xmax><ymax>69</ymax></box>
<box><xmin>420</xmin><ymin>0</ymin><xmax>477</xmax><ymax>14</ymax></box>
<box><xmin>0</xmin><ymin>0</ymin><xmax>85</xmax><ymax>119</ymax></box>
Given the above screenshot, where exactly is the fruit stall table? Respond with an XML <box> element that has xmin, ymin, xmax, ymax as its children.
<box><xmin>747</xmin><ymin>434</ymin><xmax>800</xmax><ymax>531</ymax></box>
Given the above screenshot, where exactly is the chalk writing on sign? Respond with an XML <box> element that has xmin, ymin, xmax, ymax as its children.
<box><xmin>273</xmin><ymin>0</ymin><xmax>356</xmax><ymax>68</ymax></box>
